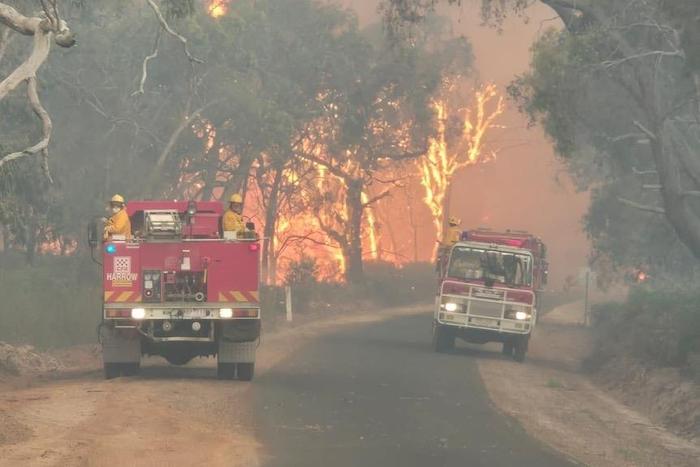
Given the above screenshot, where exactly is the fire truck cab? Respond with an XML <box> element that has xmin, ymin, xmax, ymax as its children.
<box><xmin>89</xmin><ymin>200</ymin><xmax>261</xmax><ymax>380</ymax></box>
<box><xmin>433</xmin><ymin>229</ymin><xmax>548</xmax><ymax>362</ymax></box>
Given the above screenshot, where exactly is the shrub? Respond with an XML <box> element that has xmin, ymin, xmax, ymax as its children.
<box><xmin>0</xmin><ymin>252</ymin><xmax>101</xmax><ymax>348</ymax></box>
<box><xmin>586</xmin><ymin>288</ymin><xmax>700</xmax><ymax>370</ymax></box>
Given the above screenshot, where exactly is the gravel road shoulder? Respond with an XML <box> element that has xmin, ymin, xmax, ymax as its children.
<box><xmin>477</xmin><ymin>301</ymin><xmax>700</xmax><ymax>467</ymax></box>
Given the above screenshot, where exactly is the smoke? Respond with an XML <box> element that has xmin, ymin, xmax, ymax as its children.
<box><xmin>340</xmin><ymin>0</ymin><xmax>591</xmax><ymax>288</ymax></box>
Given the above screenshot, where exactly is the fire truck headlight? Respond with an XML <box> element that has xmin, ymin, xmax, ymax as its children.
<box><xmin>515</xmin><ymin>311</ymin><xmax>529</xmax><ymax>321</ymax></box>
<box><xmin>219</xmin><ymin>308</ymin><xmax>233</xmax><ymax>319</ymax></box>
<box><xmin>131</xmin><ymin>308</ymin><xmax>146</xmax><ymax>320</ymax></box>
<box><xmin>105</xmin><ymin>244</ymin><xmax>117</xmax><ymax>254</ymax></box>
<box><xmin>444</xmin><ymin>302</ymin><xmax>459</xmax><ymax>312</ymax></box>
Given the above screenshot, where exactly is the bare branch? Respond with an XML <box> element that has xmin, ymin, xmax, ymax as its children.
<box><xmin>0</xmin><ymin>77</ymin><xmax>53</xmax><ymax>181</ymax></box>
<box><xmin>0</xmin><ymin>19</ymin><xmax>51</xmax><ymax>100</ymax></box>
<box><xmin>617</xmin><ymin>197</ymin><xmax>665</xmax><ymax>214</ymax></box>
<box><xmin>132</xmin><ymin>30</ymin><xmax>161</xmax><ymax>96</ymax></box>
<box><xmin>0</xmin><ymin>2</ymin><xmax>75</xmax><ymax>179</ymax></box>
<box><xmin>0</xmin><ymin>26</ymin><xmax>12</xmax><ymax>63</ymax></box>
<box><xmin>601</xmin><ymin>50</ymin><xmax>682</xmax><ymax>70</ymax></box>
<box><xmin>633</xmin><ymin>120</ymin><xmax>657</xmax><ymax>141</ymax></box>
<box><xmin>145</xmin><ymin>0</ymin><xmax>203</xmax><ymax>64</ymax></box>
<box><xmin>361</xmin><ymin>189</ymin><xmax>392</xmax><ymax>208</ymax></box>
<box><xmin>608</xmin><ymin>132</ymin><xmax>648</xmax><ymax>143</ymax></box>
<box><xmin>632</xmin><ymin>167</ymin><xmax>657</xmax><ymax>176</ymax></box>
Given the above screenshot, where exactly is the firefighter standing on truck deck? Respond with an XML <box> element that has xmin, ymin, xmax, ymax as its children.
<box><xmin>223</xmin><ymin>193</ymin><xmax>246</xmax><ymax>234</ymax></box>
<box><xmin>443</xmin><ymin>217</ymin><xmax>462</xmax><ymax>247</ymax></box>
<box><xmin>103</xmin><ymin>194</ymin><xmax>132</xmax><ymax>241</ymax></box>
<box><xmin>436</xmin><ymin>216</ymin><xmax>461</xmax><ymax>273</ymax></box>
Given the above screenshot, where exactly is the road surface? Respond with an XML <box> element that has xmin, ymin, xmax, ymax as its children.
<box><xmin>253</xmin><ymin>312</ymin><xmax>573</xmax><ymax>467</ymax></box>
<box><xmin>0</xmin><ymin>310</ymin><xmax>575</xmax><ymax>466</ymax></box>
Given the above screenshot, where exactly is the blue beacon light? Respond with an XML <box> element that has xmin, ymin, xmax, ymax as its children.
<box><xmin>105</xmin><ymin>243</ymin><xmax>117</xmax><ymax>254</ymax></box>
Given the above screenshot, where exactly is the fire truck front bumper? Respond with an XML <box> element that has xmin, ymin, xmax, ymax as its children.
<box><xmin>104</xmin><ymin>303</ymin><xmax>260</xmax><ymax>321</ymax></box>
<box><xmin>436</xmin><ymin>296</ymin><xmax>534</xmax><ymax>336</ymax></box>
<box><xmin>103</xmin><ymin>303</ymin><xmax>261</xmax><ymax>343</ymax></box>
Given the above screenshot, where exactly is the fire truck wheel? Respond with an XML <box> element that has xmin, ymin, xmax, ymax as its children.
<box><xmin>237</xmin><ymin>363</ymin><xmax>255</xmax><ymax>381</ymax></box>
<box><xmin>502</xmin><ymin>341</ymin><xmax>514</xmax><ymax>356</ymax></box>
<box><xmin>432</xmin><ymin>324</ymin><xmax>455</xmax><ymax>353</ymax></box>
<box><xmin>217</xmin><ymin>363</ymin><xmax>236</xmax><ymax>380</ymax></box>
<box><xmin>513</xmin><ymin>336</ymin><xmax>528</xmax><ymax>363</ymax></box>
<box><xmin>104</xmin><ymin>363</ymin><xmax>121</xmax><ymax>380</ymax></box>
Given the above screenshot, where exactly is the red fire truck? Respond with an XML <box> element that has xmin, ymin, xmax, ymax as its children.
<box><xmin>88</xmin><ymin>200</ymin><xmax>261</xmax><ymax>380</ymax></box>
<box><xmin>433</xmin><ymin>229</ymin><xmax>548</xmax><ymax>362</ymax></box>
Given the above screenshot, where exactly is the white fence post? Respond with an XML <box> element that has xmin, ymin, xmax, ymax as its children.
<box><xmin>285</xmin><ymin>286</ymin><xmax>293</xmax><ymax>322</ymax></box>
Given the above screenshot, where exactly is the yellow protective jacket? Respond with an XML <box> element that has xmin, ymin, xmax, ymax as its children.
<box><xmin>222</xmin><ymin>210</ymin><xmax>245</xmax><ymax>233</ymax></box>
<box><xmin>104</xmin><ymin>209</ymin><xmax>132</xmax><ymax>241</ymax></box>
<box><xmin>440</xmin><ymin>226</ymin><xmax>461</xmax><ymax>248</ymax></box>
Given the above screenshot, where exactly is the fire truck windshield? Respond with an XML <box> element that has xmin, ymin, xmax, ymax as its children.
<box><xmin>447</xmin><ymin>246</ymin><xmax>533</xmax><ymax>287</ymax></box>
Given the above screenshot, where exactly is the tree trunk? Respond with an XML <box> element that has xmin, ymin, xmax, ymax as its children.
<box><xmin>652</xmin><ymin>125</ymin><xmax>700</xmax><ymax>258</ymax></box>
<box><xmin>345</xmin><ymin>179</ymin><xmax>364</xmax><ymax>284</ymax></box>
<box><xmin>262</xmin><ymin>167</ymin><xmax>283</xmax><ymax>285</ymax></box>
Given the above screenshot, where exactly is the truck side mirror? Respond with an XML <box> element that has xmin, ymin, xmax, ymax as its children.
<box><xmin>88</xmin><ymin>219</ymin><xmax>99</xmax><ymax>248</ymax></box>
<box><xmin>246</xmin><ymin>222</ymin><xmax>255</xmax><ymax>231</ymax></box>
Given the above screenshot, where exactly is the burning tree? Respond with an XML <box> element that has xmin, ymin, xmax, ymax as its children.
<box><xmin>418</xmin><ymin>82</ymin><xmax>504</xmax><ymax>257</ymax></box>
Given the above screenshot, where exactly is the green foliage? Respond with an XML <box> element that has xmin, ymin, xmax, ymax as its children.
<box><xmin>0</xmin><ymin>253</ymin><xmax>101</xmax><ymax>348</ymax></box>
<box><xmin>588</xmin><ymin>288</ymin><xmax>700</xmax><ymax>369</ymax></box>
<box><xmin>507</xmin><ymin>1</ymin><xmax>700</xmax><ymax>278</ymax></box>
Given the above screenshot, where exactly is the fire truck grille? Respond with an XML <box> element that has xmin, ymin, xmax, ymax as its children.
<box><xmin>467</xmin><ymin>300</ymin><xmax>503</xmax><ymax>319</ymax></box>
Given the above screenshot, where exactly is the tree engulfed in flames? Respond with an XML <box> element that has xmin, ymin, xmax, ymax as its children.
<box><xmin>418</xmin><ymin>83</ymin><xmax>504</xmax><ymax>258</ymax></box>
<box><xmin>174</xmin><ymin>82</ymin><xmax>505</xmax><ymax>284</ymax></box>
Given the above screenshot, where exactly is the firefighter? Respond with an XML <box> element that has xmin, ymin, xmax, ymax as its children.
<box><xmin>436</xmin><ymin>216</ymin><xmax>462</xmax><ymax>273</ymax></box>
<box><xmin>103</xmin><ymin>194</ymin><xmax>132</xmax><ymax>241</ymax></box>
<box><xmin>223</xmin><ymin>193</ymin><xmax>246</xmax><ymax>234</ymax></box>
<box><xmin>443</xmin><ymin>216</ymin><xmax>462</xmax><ymax>247</ymax></box>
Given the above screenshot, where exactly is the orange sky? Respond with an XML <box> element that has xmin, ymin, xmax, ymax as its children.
<box><xmin>343</xmin><ymin>0</ymin><xmax>591</xmax><ymax>287</ymax></box>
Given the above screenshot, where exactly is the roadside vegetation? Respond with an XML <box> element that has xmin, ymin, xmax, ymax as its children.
<box><xmin>586</xmin><ymin>288</ymin><xmax>700</xmax><ymax>437</ymax></box>
<box><xmin>0</xmin><ymin>251</ymin><xmax>435</xmax><ymax>349</ymax></box>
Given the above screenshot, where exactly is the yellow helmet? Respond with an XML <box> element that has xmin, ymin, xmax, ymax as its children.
<box><xmin>448</xmin><ymin>216</ymin><xmax>460</xmax><ymax>226</ymax></box>
<box><xmin>110</xmin><ymin>194</ymin><xmax>125</xmax><ymax>204</ymax></box>
<box><xmin>229</xmin><ymin>193</ymin><xmax>243</xmax><ymax>204</ymax></box>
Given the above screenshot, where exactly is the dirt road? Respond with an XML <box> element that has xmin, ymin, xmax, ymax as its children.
<box><xmin>1</xmin><ymin>304</ymin><xmax>696</xmax><ymax>466</ymax></box>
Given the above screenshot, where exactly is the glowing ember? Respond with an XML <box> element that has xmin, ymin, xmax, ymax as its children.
<box><xmin>418</xmin><ymin>83</ymin><xmax>504</xmax><ymax>258</ymax></box>
<box><xmin>207</xmin><ymin>0</ymin><xmax>230</xmax><ymax>18</ymax></box>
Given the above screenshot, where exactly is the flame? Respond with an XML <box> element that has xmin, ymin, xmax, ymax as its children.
<box><xmin>174</xmin><ymin>84</ymin><xmax>504</xmax><ymax>283</ymax></box>
<box><xmin>207</xmin><ymin>0</ymin><xmax>230</xmax><ymax>18</ymax></box>
<box><xmin>418</xmin><ymin>83</ymin><xmax>504</xmax><ymax>258</ymax></box>
<box><xmin>362</xmin><ymin>191</ymin><xmax>379</xmax><ymax>260</ymax></box>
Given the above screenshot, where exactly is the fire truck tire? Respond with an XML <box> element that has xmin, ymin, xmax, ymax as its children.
<box><xmin>513</xmin><ymin>336</ymin><xmax>528</xmax><ymax>363</ymax></box>
<box><xmin>104</xmin><ymin>363</ymin><xmax>121</xmax><ymax>379</ymax></box>
<box><xmin>217</xmin><ymin>363</ymin><xmax>236</xmax><ymax>380</ymax></box>
<box><xmin>237</xmin><ymin>363</ymin><xmax>255</xmax><ymax>381</ymax></box>
<box><xmin>502</xmin><ymin>341</ymin><xmax>514</xmax><ymax>356</ymax></box>
<box><xmin>433</xmin><ymin>324</ymin><xmax>455</xmax><ymax>353</ymax></box>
